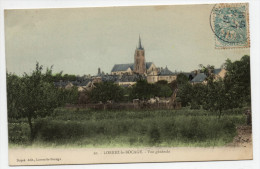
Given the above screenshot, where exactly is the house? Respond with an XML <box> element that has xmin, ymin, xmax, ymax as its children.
<box><xmin>190</xmin><ymin>68</ymin><xmax>227</xmax><ymax>84</ymax></box>
<box><xmin>116</xmin><ymin>75</ymin><xmax>137</xmax><ymax>86</ymax></box>
<box><xmin>213</xmin><ymin>68</ymin><xmax>227</xmax><ymax>80</ymax></box>
<box><xmin>157</xmin><ymin>66</ymin><xmax>177</xmax><ymax>83</ymax></box>
<box><xmin>191</xmin><ymin>73</ymin><xmax>207</xmax><ymax>84</ymax></box>
<box><xmin>147</xmin><ymin>66</ymin><xmax>177</xmax><ymax>83</ymax></box>
<box><xmin>77</xmin><ymin>80</ymin><xmax>92</xmax><ymax>92</ymax></box>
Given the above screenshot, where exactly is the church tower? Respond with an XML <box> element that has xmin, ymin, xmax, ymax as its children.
<box><xmin>134</xmin><ymin>36</ymin><xmax>146</xmax><ymax>74</ymax></box>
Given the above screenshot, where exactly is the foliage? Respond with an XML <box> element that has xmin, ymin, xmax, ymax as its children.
<box><xmin>177</xmin><ymin>83</ymin><xmax>207</xmax><ymax>109</ymax></box>
<box><xmin>199</xmin><ymin>64</ymin><xmax>215</xmax><ymax>82</ymax></box>
<box><xmin>57</xmin><ymin>86</ymin><xmax>79</xmax><ymax>105</ymax></box>
<box><xmin>177</xmin><ymin>55</ymin><xmax>251</xmax><ymax>118</ymax></box>
<box><xmin>130</xmin><ymin>80</ymin><xmax>159</xmax><ymax>100</ymax></box>
<box><xmin>155</xmin><ymin>80</ymin><xmax>168</xmax><ymax>85</ymax></box>
<box><xmin>148</xmin><ymin>124</ymin><xmax>161</xmax><ymax>144</ymax></box>
<box><xmin>6</xmin><ymin>74</ymin><xmax>23</xmax><ymax>119</ymax></box>
<box><xmin>51</xmin><ymin>72</ymin><xmax>77</xmax><ymax>82</ymax></box>
<box><xmin>9</xmin><ymin>108</ymin><xmax>244</xmax><ymax>147</ymax></box>
<box><xmin>176</xmin><ymin>73</ymin><xmax>189</xmax><ymax>85</ymax></box>
<box><xmin>204</xmin><ymin>55</ymin><xmax>251</xmax><ymax>117</ymax></box>
<box><xmin>203</xmin><ymin>80</ymin><xmax>230</xmax><ymax>117</ymax></box>
<box><xmin>7</xmin><ymin>63</ymin><xmax>77</xmax><ymax>141</ymax></box>
<box><xmin>224</xmin><ymin>55</ymin><xmax>251</xmax><ymax>105</ymax></box>
<box><xmin>189</xmin><ymin>83</ymin><xmax>207</xmax><ymax>109</ymax></box>
<box><xmin>78</xmin><ymin>92</ymin><xmax>90</xmax><ymax>104</ymax></box>
<box><xmin>177</xmin><ymin>82</ymin><xmax>193</xmax><ymax>107</ymax></box>
<box><xmin>168</xmin><ymin>80</ymin><xmax>178</xmax><ymax>91</ymax></box>
<box><xmin>130</xmin><ymin>80</ymin><xmax>173</xmax><ymax>99</ymax></box>
<box><xmin>8</xmin><ymin>122</ymin><xmax>30</xmax><ymax>144</ymax></box>
<box><xmin>154</xmin><ymin>83</ymin><xmax>173</xmax><ymax>98</ymax></box>
<box><xmin>174</xmin><ymin>73</ymin><xmax>191</xmax><ymax>105</ymax></box>
<box><xmin>89</xmin><ymin>82</ymin><xmax>124</xmax><ymax>103</ymax></box>
<box><xmin>7</xmin><ymin>63</ymin><xmax>60</xmax><ymax>119</ymax></box>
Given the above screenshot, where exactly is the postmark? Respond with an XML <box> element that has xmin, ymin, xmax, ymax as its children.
<box><xmin>210</xmin><ymin>3</ymin><xmax>250</xmax><ymax>49</ymax></box>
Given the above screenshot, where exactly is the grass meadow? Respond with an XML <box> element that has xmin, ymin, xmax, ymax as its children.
<box><xmin>8</xmin><ymin>107</ymin><xmax>247</xmax><ymax>148</ymax></box>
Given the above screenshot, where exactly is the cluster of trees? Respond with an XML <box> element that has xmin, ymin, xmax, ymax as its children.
<box><xmin>87</xmin><ymin>79</ymin><xmax>173</xmax><ymax>103</ymax></box>
<box><xmin>43</xmin><ymin>71</ymin><xmax>78</xmax><ymax>82</ymax></box>
<box><xmin>52</xmin><ymin>73</ymin><xmax>78</xmax><ymax>82</ymax></box>
<box><xmin>7</xmin><ymin>63</ymin><xmax>78</xmax><ymax>141</ymax></box>
<box><xmin>177</xmin><ymin>55</ymin><xmax>251</xmax><ymax>118</ymax></box>
<box><xmin>88</xmin><ymin>82</ymin><xmax>125</xmax><ymax>103</ymax></box>
<box><xmin>129</xmin><ymin>80</ymin><xmax>173</xmax><ymax>100</ymax></box>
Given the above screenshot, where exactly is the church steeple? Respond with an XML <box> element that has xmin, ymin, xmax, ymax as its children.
<box><xmin>134</xmin><ymin>35</ymin><xmax>146</xmax><ymax>74</ymax></box>
<box><xmin>138</xmin><ymin>35</ymin><xmax>143</xmax><ymax>50</ymax></box>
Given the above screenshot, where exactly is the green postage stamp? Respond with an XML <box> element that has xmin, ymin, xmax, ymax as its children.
<box><xmin>210</xmin><ymin>3</ymin><xmax>250</xmax><ymax>49</ymax></box>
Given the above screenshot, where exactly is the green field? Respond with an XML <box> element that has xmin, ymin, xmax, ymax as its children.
<box><xmin>8</xmin><ymin>107</ymin><xmax>247</xmax><ymax>148</ymax></box>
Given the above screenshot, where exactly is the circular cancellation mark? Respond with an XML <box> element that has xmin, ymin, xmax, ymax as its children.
<box><xmin>210</xmin><ymin>3</ymin><xmax>250</xmax><ymax>47</ymax></box>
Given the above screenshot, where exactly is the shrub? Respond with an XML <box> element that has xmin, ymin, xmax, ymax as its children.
<box><xmin>190</xmin><ymin>100</ymin><xmax>201</xmax><ymax>109</ymax></box>
<box><xmin>8</xmin><ymin>122</ymin><xmax>30</xmax><ymax>144</ymax></box>
<box><xmin>34</xmin><ymin>119</ymin><xmax>92</xmax><ymax>141</ymax></box>
<box><xmin>148</xmin><ymin>124</ymin><xmax>161</xmax><ymax>145</ymax></box>
<box><xmin>89</xmin><ymin>82</ymin><xmax>124</xmax><ymax>103</ymax></box>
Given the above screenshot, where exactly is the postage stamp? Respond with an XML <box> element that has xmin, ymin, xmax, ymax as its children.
<box><xmin>210</xmin><ymin>3</ymin><xmax>250</xmax><ymax>49</ymax></box>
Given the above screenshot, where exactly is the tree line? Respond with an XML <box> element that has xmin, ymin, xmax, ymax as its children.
<box><xmin>86</xmin><ymin>79</ymin><xmax>173</xmax><ymax>103</ymax></box>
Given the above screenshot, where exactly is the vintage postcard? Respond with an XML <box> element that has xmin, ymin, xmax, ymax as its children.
<box><xmin>5</xmin><ymin>3</ymin><xmax>252</xmax><ymax>166</ymax></box>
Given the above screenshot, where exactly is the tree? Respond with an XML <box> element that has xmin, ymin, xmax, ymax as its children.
<box><xmin>89</xmin><ymin>82</ymin><xmax>124</xmax><ymax>103</ymax></box>
<box><xmin>203</xmin><ymin>80</ymin><xmax>230</xmax><ymax>118</ymax></box>
<box><xmin>176</xmin><ymin>73</ymin><xmax>189</xmax><ymax>85</ymax></box>
<box><xmin>177</xmin><ymin>82</ymin><xmax>208</xmax><ymax>108</ymax></box>
<box><xmin>202</xmin><ymin>55</ymin><xmax>250</xmax><ymax>118</ymax></box>
<box><xmin>168</xmin><ymin>80</ymin><xmax>178</xmax><ymax>91</ymax></box>
<box><xmin>52</xmin><ymin>71</ymin><xmax>63</xmax><ymax>82</ymax></box>
<box><xmin>154</xmin><ymin>81</ymin><xmax>173</xmax><ymax>97</ymax></box>
<box><xmin>57</xmin><ymin>86</ymin><xmax>79</xmax><ymax>105</ymax></box>
<box><xmin>177</xmin><ymin>82</ymin><xmax>193</xmax><ymax>107</ymax></box>
<box><xmin>172</xmin><ymin>74</ymin><xmax>190</xmax><ymax>106</ymax></box>
<box><xmin>130</xmin><ymin>80</ymin><xmax>159</xmax><ymax>100</ymax></box>
<box><xmin>224</xmin><ymin>55</ymin><xmax>250</xmax><ymax>105</ymax></box>
<box><xmin>63</xmin><ymin>74</ymin><xmax>77</xmax><ymax>81</ymax></box>
<box><xmin>7</xmin><ymin>63</ymin><xmax>62</xmax><ymax>141</ymax></box>
<box><xmin>157</xmin><ymin>85</ymin><xmax>173</xmax><ymax>97</ymax></box>
<box><xmin>190</xmin><ymin>83</ymin><xmax>207</xmax><ymax>109</ymax></box>
<box><xmin>6</xmin><ymin>74</ymin><xmax>23</xmax><ymax>119</ymax></box>
<box><xmin>199</xmin><ymin>64</ymin><xmax>215</xmax><ymax>83</ymax></box>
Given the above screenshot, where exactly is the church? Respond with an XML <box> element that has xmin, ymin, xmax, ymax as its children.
<box><xmin>111</xmin><ymin>36</ymin><xmax>177</xmax><ymax>83</ymax></box>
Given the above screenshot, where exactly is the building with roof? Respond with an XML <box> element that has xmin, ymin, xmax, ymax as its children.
<box><xmin>111</xmin><ymin>63</ymin><xmax>134</xmax><ymax>75</ymax></box>
<box><xmin>213</xmin><ymin>68</ymin><xmax>227</xmax><ymax>80</ymax></box>
<box><xmin>111</xmin><ymin>62</ymin><xmax>157</xmax><ymax>76</ymax></box>
<box><xmin>111</xmin><ymin>36</ymin><xmax>158</xmax><ymax>76</ymax></box>
<box><xmin>147</xmin><ymin>66</ymin><xmax>177</xmax><ymax>83</ymax></box>
<box><xmin>190</xmin><ymin>68</ymin><xmax>227</xmax><ymax>84</ymax></box>
<box><xmin>191</xmin><ymin>73</ymin><xmax>207</xmax><ymax>84</ymax></box>
<box><xmin>111</xmin><ymin>36</ymin><xmax>176</xmax><ymax>84</ymax></box>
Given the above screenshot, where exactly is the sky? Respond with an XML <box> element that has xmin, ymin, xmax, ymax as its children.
<box><xmin>4</xmin><ymin>4</ymin><xmax>250</xmax><ymax>76</ymax></box>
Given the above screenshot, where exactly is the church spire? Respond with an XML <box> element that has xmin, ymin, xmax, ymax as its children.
<box><xmin>138</xmin><ymin>35</ymin><xmax>143</xmax><ymax>50</ymax></box>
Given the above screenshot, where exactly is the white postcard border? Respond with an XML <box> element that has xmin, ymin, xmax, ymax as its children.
<box><xmin>1</xmin><ymin>0</ymin><xmax>260</xmax><ymax>169</ymax></box>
